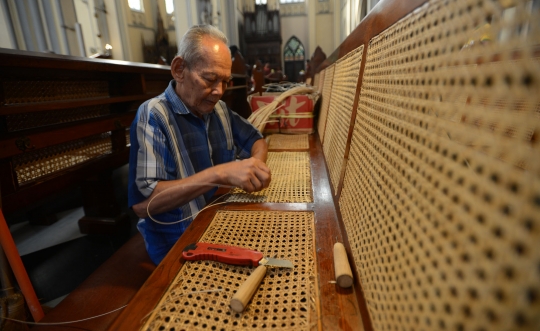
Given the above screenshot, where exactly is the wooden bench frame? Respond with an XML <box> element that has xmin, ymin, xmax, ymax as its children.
<box><xmin>21</xmin><ymin>0</ymin><xmax>539</xmax><ymax>329</ymax></box>
<box><xmin>106</xmin><ymin>1</ymin><xmax>432</xmax><ymax>330</ymax></box>
<box><xmin>0</xmin><ymin>48</ymin><xmax>255</xmax><ymax>330</ymax></box>
<box><xmin>108</xmin><ymin>135</ymin><xmax>365</xmax><ymax>330</ymax></box>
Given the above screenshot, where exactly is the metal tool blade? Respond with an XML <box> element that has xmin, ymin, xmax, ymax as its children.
<box><xmin>259</xmin><ymin>257</ymin><xmax>294</xmax><ymax>269</ymax></box>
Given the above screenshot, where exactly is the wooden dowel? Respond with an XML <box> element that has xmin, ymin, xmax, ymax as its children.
<box><xmin>230</xmin><ymin>265</ymin><xmax>267</xmax><ymax>313</ymax></box>
<box><xmin>0</xmin><ymin>209</ymin><xmax>44</xmax><ymax>321</ymax></box>
<box><xmin>333</xmin><ymin>242</ymin><xmax>353</xmax><ymax>288</ymax></box>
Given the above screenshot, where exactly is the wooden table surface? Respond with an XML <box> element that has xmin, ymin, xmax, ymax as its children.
<box><xmin>108</xmin><ymin>134</ymin><xmax>365</xmax><ymax>331</ymax></box>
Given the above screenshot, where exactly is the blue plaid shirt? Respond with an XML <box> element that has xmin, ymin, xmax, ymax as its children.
<box><xmin>128</xmin><ymin>80</ymin><xmax>263</xmax><ymax>264</ymax></box>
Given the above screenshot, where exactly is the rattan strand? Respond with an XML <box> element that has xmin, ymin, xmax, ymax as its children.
<box><xmin>339</xmin><ymin>1</ymin><xmax>540</xmax><ymax>330</ymax></box>
<box><xmin>267</xmin><ymin>134</ymin><xmax>309</xmax><ymax>150</ymax></box>
<box><xmin>227</xmin><ymin>152</ymin><xmax>312</xmax><ymax>203</ymax></box>
<box><xmin>322</xmin><ymin>45</ymin><xmax>363</xmax><ymax>195</ymax></box>
<box><xmin>141</xmin><ymin>210</ymin><xmax>318</xmax><ymax>331</ymax></box>
<box><xmin>13</xmin><ymin>133</ymin><xmax>112</xmax><ymax>184</ymax></box>
<box><xmin>316</xmin><ymin>64</ymin><xmax>335</xmax><ymax>144</ymax></box>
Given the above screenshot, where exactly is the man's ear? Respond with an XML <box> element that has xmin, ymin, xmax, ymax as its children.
<box><xmin>170</xmin><ymin>56</ymin><xmax>186</xmax><ymax>82</ymax></box>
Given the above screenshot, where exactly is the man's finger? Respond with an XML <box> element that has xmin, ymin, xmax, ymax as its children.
<box><xmin>257</xmin><ymin>163</ymin><xmax>271</xmax><ymax>174</ymax></box>
<box><xmin>251</xmin><ymin>157</ymin><xmax>271</xmax><ymax>173</ymax></box>
<box><xmin>249</xmin><ymin>177</ymin><xmax>263</xmax><ymax>192</ymax></box>
<box><xmin>253</xmin><ymin>167</ymin><xmax>271</xmax><ymax>187</ymax></box>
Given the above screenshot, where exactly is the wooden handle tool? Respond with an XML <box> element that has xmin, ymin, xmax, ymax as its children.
<box><xmin>333</xmin><ymin>242</ymin><xmax>353</xmax><ymax>288</ymax></box>
<box><xmin>230</xmin><ymin>265</ymin><xmax>267</xmax><ymax>313</ymax></box>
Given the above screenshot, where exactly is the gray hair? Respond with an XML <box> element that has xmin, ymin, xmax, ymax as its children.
<box><xmin>177</xmin><ymin>25</ymin><xmax>229</xmax><ymax>68</ymax></box>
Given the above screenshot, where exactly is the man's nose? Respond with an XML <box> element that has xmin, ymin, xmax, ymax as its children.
<box><xmin>212</xmin><ymin>82</ymin><xmax>225</xmax><ymax>95</ymax></box>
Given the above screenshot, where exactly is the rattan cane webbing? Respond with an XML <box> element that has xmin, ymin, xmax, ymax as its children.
<box><xmin>12</xmin><ymin>132</ymin><xmax>112</xmax><ymax>185</ymax></box>
<box><xmin>313</xmin><ymin>68</ymin><xmax>326</xmax><ymax>95</ymax></box>
<box><xmin>338</xmin><ymin>1</ymin><xmax>540</xmax><ymax>330</ymax></box>
<box><xmin>5</xmin><ymin>104</ymin><xmax>111</xmax><ymax>132</ymax></box>
<box><xmin>267</xmin><ymin>134</ymin><xmax>309</xmax><ymax>150</ymax></box>
<box><xmin>316</xmin><ymin>69</ymin><xmax>325</xmax><ymax>95</ymax></box>
<box><xmin>2</xmin><ymin>80</ymin><xmax>109</xmax><ymax>105</ymax></box>
<box><xmin>141</xmin><ymin>210</ymin><xmax>318</xmax><ymax>331</ymax></box>
<box><xmin>227</xmin><ymin>152</ymin><xmax>312</xmax><ymax>203</ymax></box>
<box><xmin>322</xmin><ymin>45</ymin><xmax>363</xmax><ymax>195</ymax></box>
<box><xmin>317</xmin><ymin>64</ymin><xmax>335</xmax><ymax>143</ymax></box>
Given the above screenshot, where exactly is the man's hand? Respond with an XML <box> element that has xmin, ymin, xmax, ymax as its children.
<box><xmin>132</xmin><ymin>138</ymin><xmax>271</xmax><ymax>218</ymax></box>
<box><xmin>216</xmin><ymin>157</ymin><xmax>271</xmax><ymax>192</ymax></box>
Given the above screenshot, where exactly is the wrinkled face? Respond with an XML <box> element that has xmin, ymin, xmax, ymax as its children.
<box><xmin>175</xmin><ymin>37</ymin><xmax>232</xmax><ymax>118</ymax></box>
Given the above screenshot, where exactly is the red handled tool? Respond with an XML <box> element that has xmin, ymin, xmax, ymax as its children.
<box><xmin>182</xmin><ymin>242</ymin><xmax>293</xmax><ymax>269</ymax></box>
<box><xmin>183</xmin><ymin>242</ymin><xmax>293</xmax><ymax>313</ymax></box>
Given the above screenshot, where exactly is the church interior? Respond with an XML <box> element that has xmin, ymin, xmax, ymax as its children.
<box><xmin>0</xmin><ymin>0</ymin><xmax>539</xmax><ymax>330</ymax></box>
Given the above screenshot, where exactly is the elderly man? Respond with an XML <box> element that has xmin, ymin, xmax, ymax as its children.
<box><xmin>128</xmin><ymin>25</ymin><xmax>271</xmax><ymax>265</ymax></box>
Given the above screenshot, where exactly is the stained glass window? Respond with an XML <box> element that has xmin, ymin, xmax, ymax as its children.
<box><xmin>283</xmin><ymin>36</ymin><xmax>304</xmax><ymax>61</ymax></box>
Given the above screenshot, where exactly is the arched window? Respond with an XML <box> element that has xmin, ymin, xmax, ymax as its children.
<box><xmin>283</xmin><ymin>36</ymin><xmax>304</xmax><ymax>62</ymax></box>
<box><xmin>165</xmin><ymin>0</ymin><xmax>174</xmax><ymax>14</ymax></box>
<box><xmin>283</xmin><ymin>36</ymin><xmax>305</xmax><ymax>82</ymax></box>
<box><xmin>128</xmin><ymin>0</ymin><xmax>144</xmax><ymax>12</ymax></box>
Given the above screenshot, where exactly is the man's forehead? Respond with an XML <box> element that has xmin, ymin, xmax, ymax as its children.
<box><xmin>197</xmin><ymin>67</ymin><xmax>231</xmax><ymax>77</ymax></box>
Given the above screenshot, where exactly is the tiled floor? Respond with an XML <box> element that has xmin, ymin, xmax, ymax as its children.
<box><xmin>5</xmin><ymin>165</ymin><xmax>137</xmax><ymax>308</ymax></box>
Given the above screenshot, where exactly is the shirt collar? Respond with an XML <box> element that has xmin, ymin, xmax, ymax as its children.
<box><xmin>164</xmin><ymin>80</ymin><xmax>214</xmax><ymax>120</ymax></box>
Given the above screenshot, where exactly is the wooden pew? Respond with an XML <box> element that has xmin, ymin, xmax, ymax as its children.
<box><xmin>0</xmin><ymin>49</ymin><xmax>171</xmax><ymax>324</ymax></box>
<box><xmin>0</xmin><ymin>48</ymin><xmax>260</xmax><ymax>330</ymax></box>
<box><xmin>108</xmin><ymin>135</ymin><xmax>364</xmax><ymax>330</ymax></box>
<box><xmin>0</xmin><ymin>48</ymin><xmax>171</xmax><ymax>230</ymax></box>
<box><xmin>54</xmin><ymin>0</ymin><xmax>540</xmax><ymax>329</ymax></box>
<box><xmin>315</xmin><ymin>0</ymin><xmax>540</xmax><ymax>330</ymax></box>
<box><xmin>0</xmin><ymin>48</ymin><xmax>251</xmax><ymax>224</ymax></box>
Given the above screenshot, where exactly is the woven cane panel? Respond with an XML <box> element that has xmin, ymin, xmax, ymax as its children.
<box><xmin>316</xmin><ymin>69</ymin><xmax>325</xmax><ymax>95</ymax></box>
<box><xmin>317</xmin><ymin>64</ymin><xmax>335</xmax><ymax>143</ymax></box>
<box><xmin>339</xmin><ymin>1</ymin><xmax>540</xmax><ymax>330</ymax></box>
<box><xmin>227</xmin><ymin>152</ymin><xmax>312</xmax><ymax>203</ymax></box>
<box><xmin>267</xmin><ymin>134</ymin><xmax>309</xmax><ymax>150</ymax></box>
<box><xmin>322</xmin><ymin>45</ymin><xmax>363</xmax><ymax>194</ymax></box>
<box><xmin>13</xmin><ymin>133</ymin><xmax>112</xmax><ymax>185</ymax></box>
<box><xmin>5</xmin><ymin>105</ymin><xmax>110</xmax><ymax>132</ymax></box>
<box><xmin>142</xmin><ymin>210</ymin><xmax>318</xmax><ymax>331</ymax></box>
<box><xmin>2</xmin><ymin>80</ymin><xmax>109</xmax><ymax>105</ymax></box>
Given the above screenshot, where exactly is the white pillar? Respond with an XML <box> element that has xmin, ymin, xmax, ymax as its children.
<box><xmin>173</xmin><ymin>0</ymin><xmax>198</xmax><ymax>46</ymax></box>
<box><xmin>222</xmin><ymin>0</ymin><xmax>239</xmax><ymax>48</ymax></box>
<box><xmin>0</xmin><ymin>1</ymin><xmax>16</xmax><ymax>49</ymax></box>
<box><xmin>307</xmin><ymin>0</ymin><xmax>317</xmax><ymax>57</ymax></box>
<box><xmin>334</xmin><ymin>0</ymin><xmax>342</xmax><ymax>49</ymax></box>
<box><xmin>103</xmin><ymin>0</ymin><xmax>124</xmax><ymax>59</ymax></box>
